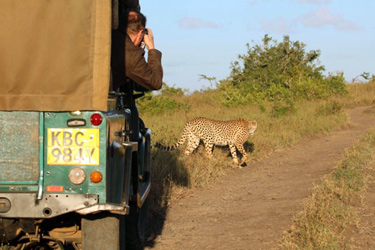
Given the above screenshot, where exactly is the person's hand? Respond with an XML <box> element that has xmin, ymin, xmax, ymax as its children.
<box><xmin>143</xmin><ymin>28</ymin><xmax>155</xmax><ymax>50</ymax></box>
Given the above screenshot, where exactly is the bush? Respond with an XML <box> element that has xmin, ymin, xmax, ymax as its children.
<box><xmin>272</xmin><ymin>99</ymin><xmax>296</xmax><ymax>118</ymax></box>
<box><xmin>160</xmin><ymin>84</ymin><xmax>187</xmax><ymax>96</ymax></box>
<box><xmin>218</xmin><ymin>35</ymin><xmax>347</xmax><ymax>107</ymax></box>
<box><xmin>136</xmin><ymin>83</ymin><xmax>189</xmax><ymax>115</ymax></box>
<box><xmin>137</xmin><ymin>94</ymin><xmax>189</xmax><ymax>115</ymax></box>
<box><xmin>315</xmin><ymin>101</ymin><xmax>343</xmax><ymax>116</ymax></box>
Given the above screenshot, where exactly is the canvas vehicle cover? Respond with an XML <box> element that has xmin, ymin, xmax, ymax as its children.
<box><xmin>0</xmin><ymin>0</ymin><xmax>138</xmax><ymax>111</ymax></box>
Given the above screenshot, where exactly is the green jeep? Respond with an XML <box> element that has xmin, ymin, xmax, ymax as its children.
<box><xmin>0</xmin><ymin>0</ymin><xmax>151</xmax><ymax>249</ymax></box>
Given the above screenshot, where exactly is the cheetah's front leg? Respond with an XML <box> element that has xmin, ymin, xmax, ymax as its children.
<box><xmin>236</xmin><ymin>144</ymin><xmax>247</xmax><ymax>166</ymax></box>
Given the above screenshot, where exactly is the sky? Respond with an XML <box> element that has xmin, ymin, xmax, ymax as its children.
<box><xmin>141</xmin><ymin>0</ymin><xmax>375</xmax><ymax>92</ymax></box>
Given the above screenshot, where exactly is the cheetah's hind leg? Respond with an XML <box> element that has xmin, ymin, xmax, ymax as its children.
<box><xmin>184</xmin><ymin>135</ymin><xmax>200</xmax><ymax>155</ymax></box>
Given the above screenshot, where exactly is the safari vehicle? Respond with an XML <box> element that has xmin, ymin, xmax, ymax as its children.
<box><xmin>0</xmin><ymin>0</ymin><xmax>151</xmax><ymax>249</ymax></box>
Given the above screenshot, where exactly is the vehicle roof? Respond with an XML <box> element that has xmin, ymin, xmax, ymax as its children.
<box><xmin>0</xmin><ymin>0</ymin><xmax>139</xmax><ymax>111</ymax></box>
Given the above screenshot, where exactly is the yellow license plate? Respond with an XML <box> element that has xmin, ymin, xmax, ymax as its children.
<box><xmin>47</xmin><ymin>128</ymin><xmax>100</xmax><ymax>165</ymax></box>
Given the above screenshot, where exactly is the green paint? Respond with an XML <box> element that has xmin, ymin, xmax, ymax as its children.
<box><xmin>43</xmin><ymin>111</ymin><xmax>107</xmax><ymax>202</ymax></box>
<box><xmin>0</xmin><ymin>111</ymin><xmax>109</xmax><ymax>203</ymax></box>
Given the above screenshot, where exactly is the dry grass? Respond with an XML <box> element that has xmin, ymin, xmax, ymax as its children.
<box><xmin>144</xmin><ymin>82</ymin><xmax>375</xmax><ymax>247</ymax></box>
<box><xmin>278</xmin><ymin>129</ymin><xmax>375</xmax><ymax>249</ymax></box>
<box><xmin>142</xmin><ymin>91</ymin><xmax>354</xmax><ymax>220</ymax></box>
<box><xmin>142</xmin><ymin>82</ymin><xmax>375</xmax><ymax>229</ymax></box>
<box><xmin>337</xmin><ymin>81</ymin><xmax>375</xmax><ymax>107</ymax></box>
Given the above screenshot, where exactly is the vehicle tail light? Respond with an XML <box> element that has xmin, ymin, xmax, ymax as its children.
<box><xmin>68</xmin><ymin>168</ymin><xmax>86</xmax><ymax>185</ymax></box>
<box><xmin>90</xmin><ymin>113</ymin><xmax>103</xmax><ymax>126</ymax></box>
<box><xmin>90</xmin><ymin>171</ymin><xmax>103</xmax><ymax>183</ymax></box>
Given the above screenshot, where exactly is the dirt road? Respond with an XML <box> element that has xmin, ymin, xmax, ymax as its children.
<box><xmin>145</xmin><ymin>106</ymin><xmax>375</xmax><ymax>250</ymax></box>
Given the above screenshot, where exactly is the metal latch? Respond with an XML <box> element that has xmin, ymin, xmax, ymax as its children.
<box><xmin>0</xmin><ymin>198</ymin><xmax>11</xmax><ymax>213</ymax></box>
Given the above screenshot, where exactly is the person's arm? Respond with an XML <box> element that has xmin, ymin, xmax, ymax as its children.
<box><xmin>125</xmin><ymin>45</ymin><xmax>163</xmax><ymax>90</ymax></box>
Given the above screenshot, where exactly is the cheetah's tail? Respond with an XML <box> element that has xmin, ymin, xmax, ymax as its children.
<box><xmin>153</xmin><ymin>127</ymin><xmax>188</xmax><ymax>151</ymax></box>
<box><xmin>153</xmin><ymin>142</ymin><xmax>181</xmax><ymax>151</ymax></box>
<box><xmin>153</xmin><ymin>130</ymin><xmax>187</xmax><ymax>151</ymax></box>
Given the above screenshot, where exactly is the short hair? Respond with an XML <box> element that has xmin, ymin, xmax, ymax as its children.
<box><xmin>126</xmin><ymin>10</ymin><xmax>146</xmax><ymax>35</ymax></box>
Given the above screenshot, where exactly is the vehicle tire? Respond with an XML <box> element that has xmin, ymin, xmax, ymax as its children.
<box><xmin>125</xmin><ymin>199</ymin><xmax>149</xmax><ymax>250</ymax></box>
<box><xmin>81</xmin><ymin>212</ymin><xmax>125</xmax><ymax>250</ymax></box>
<box><xmin>22</xmin><ymin>242</ymin><xmax>55</xmax><ymax>250</ymax></box>
<box><xmin>22</xmin><ymin>240</ymin><xmax>64</xmax><ymax>250</ymax></box>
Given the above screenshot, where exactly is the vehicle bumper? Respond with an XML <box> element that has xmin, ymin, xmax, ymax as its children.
<box><xmin>0</xmin><ymin>193</ymin><xmax>128</xmax><ymax>219</ymax></box>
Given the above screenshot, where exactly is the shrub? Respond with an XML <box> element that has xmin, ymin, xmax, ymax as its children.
<box><xmin>218</xmin><ymin>35</ymin><xmax>347</xmax><ymax>107</ymax></box>
<box><xmin>315</xmin><ymin>101</ymin><xmax>343</xmax><ymax>116</ymax></box>
<box><xmin>160</xmin><ymin>84</ymin><xmax>187</xmax><ymax>96</ymax></box>
<box><xmin>136</xmin><ymin>91</ymin><xmax>189</xmax><ymax>115</ymax></box>
<box><xmin>272</xmin><ymin>99</ymin><xmax>296</xmax><ymax>118</ymax></box>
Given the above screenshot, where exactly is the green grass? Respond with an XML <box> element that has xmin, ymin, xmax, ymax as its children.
<box><xmin>278</xmin><ymin>129</ymin><xmax>375</xmax><ymax>249</ymax></box>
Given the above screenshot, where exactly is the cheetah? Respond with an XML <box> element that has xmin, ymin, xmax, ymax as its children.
<box><xmin>154</xmin><ymin>117</ymin><xmax>257</xmax><ymax>166</ymax></box>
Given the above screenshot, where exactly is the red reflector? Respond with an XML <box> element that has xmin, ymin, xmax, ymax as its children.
<box><xmin>90</xmin><ymin>113</ymin><xmax>103</xmax><ymax>126</ymax></box>
<box><xmin>46</xmin><ymin>186</ymin><xmax>64</xmax><ymax>192</ymax></box>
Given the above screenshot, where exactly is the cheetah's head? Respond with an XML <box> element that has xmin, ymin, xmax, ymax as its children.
<box><xmin>248</xmin><ymin>120</ymin><xmax>257</xmax><ymax>135</ymax></box>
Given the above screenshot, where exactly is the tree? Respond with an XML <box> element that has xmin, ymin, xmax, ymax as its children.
<box><xmin>352</xmin><ymin>72</ymin><xmax>375</xmax><ymax>83</ymax></box>
<box><xmin>219</xmin><ymin>35</ymin><xmax>347</xmax><ymax>107</ymax></box>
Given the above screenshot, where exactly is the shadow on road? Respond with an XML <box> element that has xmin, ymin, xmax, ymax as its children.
<box><xmin>143</xmin><ymin>150</ymin><xmax>190</xmax><ymax>248</ymax></box>
<box><xmin>143</xmin><ymin>141</ymin><xmax>255</xmax><ymax>248</ymax></box>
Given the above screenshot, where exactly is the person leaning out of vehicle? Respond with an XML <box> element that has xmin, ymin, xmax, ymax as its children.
<box><xmin>111</xmin><ymin>10</ymin><xmax>163</xmax><ymax>92</ymax></box>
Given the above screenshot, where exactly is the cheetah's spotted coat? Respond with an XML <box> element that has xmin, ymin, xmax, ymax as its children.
<box><xmin>154</xmin><ymin>117</ymin><xmax>257</xmax><ymax>166</ymax></box>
